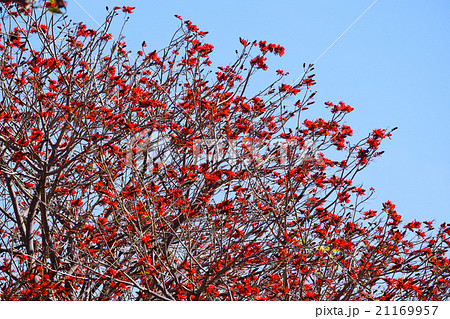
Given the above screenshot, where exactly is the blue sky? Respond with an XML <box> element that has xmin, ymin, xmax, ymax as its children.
<box><xmin>69</xmin><ymin>0</ymin><xmax>450</xmax><ymax>225</ymax></box>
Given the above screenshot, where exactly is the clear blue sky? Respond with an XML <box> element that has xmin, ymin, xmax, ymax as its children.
<box><xmin>69</xmin><ymin>0</ymin><xmax>450</xmax><ymax>225</ymax></box>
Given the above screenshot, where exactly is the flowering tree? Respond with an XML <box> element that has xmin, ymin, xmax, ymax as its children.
<box><xmin>0</xmin><ymin>3</ymin><xmax>449</xmax><ymax>301</ymax></box>
<box><xmin>0</xmin><ymin>0</ymin><xmax>33</xmax><ymax>8</ymax></box>
<box><xmin>0</xmin><ymin>0</ymin><xmax>65</xmax><ymax>10</ymax></box>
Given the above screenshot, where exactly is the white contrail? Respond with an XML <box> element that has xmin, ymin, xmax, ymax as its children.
<box><xmin>293</xmin><ymin>0</ymin><xmax>379</xmax><ymax>85</ymax></box>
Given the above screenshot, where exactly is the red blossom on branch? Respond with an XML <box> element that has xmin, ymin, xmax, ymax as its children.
<box><xmin>122</xmin><ymin>6</ymin><xmax>134</xmax><ymax>13</ymax></box>
<box><xmin>250</xmin><ymin>55</ymin><xmax>268</xmax><ymax>70</ymax></box>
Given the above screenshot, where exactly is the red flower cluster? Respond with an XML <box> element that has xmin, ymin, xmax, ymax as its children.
<box><xmin>239</xmin><ymin>37</ymin><xmax>248</xmax><ymax>46</ymax></box>
<box><xmin>122</xmin><ymin>6</ymin><xmax>134</xmax><ymax>13</ymax></box>
<box><xmin>325</xmin><ymin>101</ymin><xmax>354</xmax><ymax>113</ymax></box>
<box><xmin>250</xmin><ymin>55</ymin><xmax>268</xmax><ymax>70</ymax></box>
<box><xmin>279</xmin><ymin>83</ymin><xmax>299</xmax><ymax>95</ymax></box>
<box><xmin>258</xmin><ymin>40</ymin><xmax>285</xmax><ymax>56</ymax></box>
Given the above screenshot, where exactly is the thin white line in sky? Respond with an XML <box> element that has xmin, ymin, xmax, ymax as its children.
<box><xmin>72</xmin><ymin>0</ymin><xmax>379</xmax><ymax>86</ymax></box>
<box><xmin>313</xmin><ymin>0</ymin><xmax>379</xmax><ymax>64</ymax></box>
<box><xmin>71</xmin><ymin>0</ymin><xmax>137</xmax><ymax>63</ymax></box>
<box><xmin>72</xmin><ymin>0</ymin><xmax>102</xmax><ymax>27</ymax></box>
<box><xmin>293</xmin><ymin>0</ymin><xmax>379</xmax><ymax>85</ymax></box>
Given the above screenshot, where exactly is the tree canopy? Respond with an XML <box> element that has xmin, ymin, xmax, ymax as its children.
<box><xmin>0</xmin><ymin>3</ymin><xmax>448</xmax><ymax>300</ymax></box>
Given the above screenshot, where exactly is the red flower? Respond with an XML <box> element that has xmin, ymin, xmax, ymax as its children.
<box><xmin>404</xmin><ymin>220</ymin><xmax>422</xmax><ymax>230</ymax></box>
<box><xmin>372</xmin><ymin>128</ymin><xmax>386</xmax><ymax>139</ymax></box>
<box><xmin>279</xmin><ymin>84</ymin><xmax>299</xmax><ymax>95</ymax></box>
<box><xmin>122</xmin><ymin>6</ymin><xmax>134</xmax><ymax>13</ymax></box>
<box><xmin>273</xmin><ymin>44</ymin><xmax>285</xmax><ymax>56</ymax></box>
<box><xmin>258</xmin><ymin>41</ymin><xmax>285</xmax><ymax>56</ymax></box>
<box><xmin>141</xmin><ymin>234</ymin><xmax>153</xmax><ymax>248</ymax></box>
<box><xmin>29</xmin><ymin>129</ymin><xmax>44</xmax><ymax>141</ymax></box>
<box><xmin>250</xmin><ymin>55</ymin><xmax>268</xmax><ymax>70</ymax></box>
<box><xmin>352</xmin><ymin>187</ymin><xmax>366</xmax><ymax>196</ymax></box>
<box><xmin>325</xmin><ymin>101</ymin><xmax>354</xmax><ymax>113</ymax></box>
<box><xmin>259</xmin><ymin>40</ymin><xmax>268</xmax><ymax>54</ymax></box>
<box><xmin>185</xmin><ymin>20</ymin><xmax>199</xmax><ymax>32</ymax></box>
<box><xmin>11</xmin><ymin>152</ymin><xmax>27</xmax><ymax>162</ymax></box>
<box><xmin>40</xmin><ymin>24</ymin><xmax>48</xmax><ymax>33</ymax></box>
<box><xmin>302</xmin><ymin>78</ymin><xmax>316</xmax><ymax>87</ymax></box>
<box><xmin>338</xmin><ymin>191</ymin><xmax>350</xmax><ymax>203</ymax></box>
<box><xmin>363</xmin><ymin>210</ymin><xmax>377</xmax><ymax>219</ymax></box>
<box><xmin>70</xmin><ymin>199</ymin><xmax>83</xmax><ymax>207</ymax></box>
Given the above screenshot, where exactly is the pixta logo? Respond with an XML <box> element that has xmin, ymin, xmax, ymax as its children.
<box><xmin>125</xmin><ymin>130</ymin><xmax>324</xmax><ymax>169</ymax></box>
